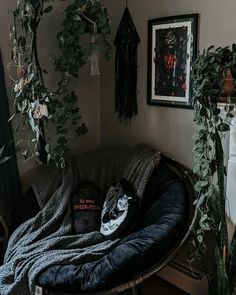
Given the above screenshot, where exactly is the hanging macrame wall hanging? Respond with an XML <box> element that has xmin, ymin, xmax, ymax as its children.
<box><xmin>114</xmin><ymin>4</ymin><xmax>140</xmax><ymax>122</ymax></box>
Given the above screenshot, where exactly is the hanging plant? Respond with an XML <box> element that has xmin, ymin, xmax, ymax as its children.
<box><xmin>192</xmin><ymin>45</ymin><xmax>236</xmax><ymax>295</ymax></box>
<box><xmin>9</xmin><ymin>0</ymin><xmax>111</xmax><ymax>167</ymax></box>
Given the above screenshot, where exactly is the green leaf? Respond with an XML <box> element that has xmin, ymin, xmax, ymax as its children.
<box><xmin>75</xmin><ymin>123</ymin><xmax>88</xmax><ymax>136</ymax></box>
<box><xmin>213</xmin><ymin>108</ymin><xmax>221</xmax><ymax>116</ymax></box>
<box><xmin>21</xmin><ymin>150</ymin><xmax>28</xmax><ymax>158</ymax></box>
<box><xmin>73</xmin><ymin>15</ymin><xmax>81</xmax><ymax>21</ymax></box>
<box><xmin>207</xmin><ymin>45</ymin><xmax>215</xmax><ymax>53</ymax></box>
<box><xmin>0</xmin><ymin>145</ymin><xmax>5</xmax><ymax>157</ymax></box>
<box><xmin>0</xmin><ymin>156</ymin><xmax>12</xmax><ymax>165</ymax></box>
<box><xmin>8</xmin><ymin>113</ymin><xmax>16</xmax><ymax>122</ymax></box>
<box><xmin>218</xmin><ymin>123</ymin><xmax>230</xmax><ymax>132</ymax></box>
<box><xmin>196</xmin><ymin>194</ymin><xmax>206</xmax><ymax>207</ymax></box>
<box><xmin>43</xmin><ymin>6</ymin><xmax>54</xmax><ymax>13</ymax></box>
<box><xmin>197</xmin><ymin>234</ymin><xmax>203</xmax><ymax>243</ymax></box>
<box><xmin>215</xmin><ymin>245</ymin><xmax>229</xmax><ymax>294</ymax></box>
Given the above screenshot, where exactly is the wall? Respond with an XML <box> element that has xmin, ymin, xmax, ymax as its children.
<box><xmin>99</xmin><ymin>1</ymin><xmax>236</xmax><ymax>293</ymax></box>
<box><xmin>100</xmin><ymin>0</ymin><xmax>236</xmax><ymax>169</ymax></box>
<box><xmin>0</xmin><ymin>0</ymin><xmax>101</xmax><ymax>189</ymax></box>
<box><xmin>0</xmin><ymin>1</ymin><xmax>234</xmax><ymax>183</ymax></box>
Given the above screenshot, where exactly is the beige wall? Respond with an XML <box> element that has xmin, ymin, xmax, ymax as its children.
<box><xmin>100</xmin><ymin>0</ymin><xmax>236</xmax><ymax>169</ymax></box>
<box><xmin>0</xmin><ymin>0</ymin><xmax>101</xmax><ymax>188</ymax></box>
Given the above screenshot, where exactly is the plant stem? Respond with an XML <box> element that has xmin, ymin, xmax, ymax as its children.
<box><xmin>32</xmin><ymin>1</ymin><xmax>47</xmax><ymax>163</ymax></box>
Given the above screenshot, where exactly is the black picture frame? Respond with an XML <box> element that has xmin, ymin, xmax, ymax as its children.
<box><xmin>147</xmin><ymin>14</ymin><xmax>198</xmax><ymax>109</ymax></box>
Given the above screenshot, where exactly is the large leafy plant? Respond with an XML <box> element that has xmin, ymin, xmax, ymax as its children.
<box><xmin>10</xmin><ymin>0</ymin><xmax>111</xmax><ymax>167</ymax></box>
<box><xmin>192</xmin><ymin>45</ymin><xmax>236</xmax><ymax>295</ymax></box>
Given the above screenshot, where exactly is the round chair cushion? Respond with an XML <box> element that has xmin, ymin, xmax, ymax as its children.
<box><xmin>37</xmin><ymin>159</ymin><xmax>187</xmax><ymax>293</ymax></box>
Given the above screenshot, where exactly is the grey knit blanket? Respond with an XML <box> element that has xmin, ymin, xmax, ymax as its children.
<box><xmin>0</xmin><ymin>144</ymin><xmax>160</xmax><ymax>295</ymax></box>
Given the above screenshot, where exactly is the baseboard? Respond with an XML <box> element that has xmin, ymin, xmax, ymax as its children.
<box><xmin>157</xmin><ymin>261</ymin><xmax>208</xmax><ymax>295</ymax></box>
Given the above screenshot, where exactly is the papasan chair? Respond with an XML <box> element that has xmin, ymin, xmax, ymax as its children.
<box><xmin>1</xmin><ymin>145</ymin><xmax>197</xmax><ymax>295</ymax></box>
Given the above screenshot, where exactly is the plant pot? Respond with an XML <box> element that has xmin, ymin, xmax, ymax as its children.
<box><xmin>219</xmin><ymin>69</ymin><xmax>236</xmax><ymax>103</ymax></box>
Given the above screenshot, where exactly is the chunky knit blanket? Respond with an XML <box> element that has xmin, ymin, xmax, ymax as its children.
<box><xmin>0</xmin><ymin>144</ymin><xmax>160</xmax><ymax>295</ymax></box>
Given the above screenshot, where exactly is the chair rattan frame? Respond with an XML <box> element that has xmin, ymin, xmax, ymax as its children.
<box><xmin>40</xmin><ymin>155</ymin><xmax>198</xmax><ymax>295</ymax></box>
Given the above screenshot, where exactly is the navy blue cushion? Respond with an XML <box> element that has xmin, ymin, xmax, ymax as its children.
<box><xmin>38</xmin><ymin>223</ymin><xmax>181</xmax><ymax>292</ymax></box>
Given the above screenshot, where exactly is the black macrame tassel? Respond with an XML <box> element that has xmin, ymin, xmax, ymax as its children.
<box><xmin>114</xmin><ymin>7</ymin><xmax>140</xmax><ymax>122</ymax></box>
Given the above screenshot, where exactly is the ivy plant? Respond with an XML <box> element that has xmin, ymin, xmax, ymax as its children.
<box><xmin>10</xmin><ymin>0</ymin><xmax>111</xmax><ymax>167</ymax></box>
<box><xmin>192</xmin><ymin>45</ymin><xmax>236</xmax><ymax>295</ymax></box>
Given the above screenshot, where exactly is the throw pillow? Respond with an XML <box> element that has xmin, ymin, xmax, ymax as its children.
<box><xmin>100</xmin><ymin>179</ymin><xmax>139</xmax><ymax>239</ymax></box>
<box><xmin>72</xmin><ymin>180</ymin><xmax>102</xmax><ymax>234</ymax></box>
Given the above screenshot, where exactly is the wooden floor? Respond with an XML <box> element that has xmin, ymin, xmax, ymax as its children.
<box><xmin>139</xmin><ymin>276</ymin><xmax>190</xmax><ymax>295</ymax></box>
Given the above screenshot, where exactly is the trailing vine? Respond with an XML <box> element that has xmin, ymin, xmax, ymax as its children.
<box><xmin>10</xmin><ymin>0</ymin><xmax>111</xmax><ymax>167</ymax></box>
<box><xmin>192</xmin><ymin>45</ymin><xmax>236</xmax><ymax>294</ymax></box>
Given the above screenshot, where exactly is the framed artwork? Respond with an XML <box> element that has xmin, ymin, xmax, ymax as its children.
<box><xmin>147</xmin><ymin>14</ymin><xmax>198</xmax><ymax>108</ymax></box>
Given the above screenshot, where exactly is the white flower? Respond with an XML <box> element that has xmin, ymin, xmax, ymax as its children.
<box><xmin>14</xmin><ymin>78</ymin><xmax>27</xmax><ymax>93</ymax></box>
<box><xmin>32</xmin><ymin>104</ymin><xmax>49</xmax><ymax>119</ymax></box>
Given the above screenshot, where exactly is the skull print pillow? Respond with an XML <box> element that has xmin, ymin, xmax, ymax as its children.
<box><xmin>100</xmin><ymin>179</ymin><xmax>139</xmax><ymax>239</ymax></box>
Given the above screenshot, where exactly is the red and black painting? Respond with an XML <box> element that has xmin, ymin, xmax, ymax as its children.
<box><xmin>147</xmin><ymin>14</ymin><xmax>198</xmax><ymax>108</ymax></box>
<box><xmin>154</xmin><ymin>27</ymin><xmax>188</xmax><ymax>98</ymax></box>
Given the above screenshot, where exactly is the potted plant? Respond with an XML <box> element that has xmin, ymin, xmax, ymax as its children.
<box><xmin>192</xmin><ymin>45</ymin><xmax>236</xmax><ymax>295</ymax></box>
